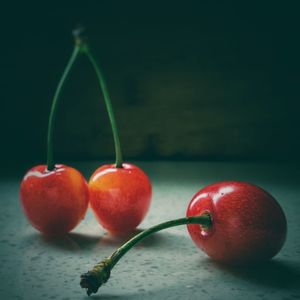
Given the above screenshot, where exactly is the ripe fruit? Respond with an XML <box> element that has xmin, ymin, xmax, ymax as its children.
<box><xmin>20</xmin><ymin>164</ymin><xmax>89</xmax><ymax>235</ymax></box>
<box><xmin>89</xmin><ymin>163</ymin><xmax>152</xmax><ymax>234</ymax></box>
<box><xmin>80</xmin><ymin>181</ymin><xmax>287</xmax><ymax>295</ymax></box>
<box><xmin>20</xmin><ymin>40</ymin><xmax>89</xmax><ymax>235</ymax></box>
<box><xmin>186</xmin><ymin>181</ymin><xmax>287</xmax><ymax>264</ymax></box>
<box><xmin>76</xmin><ymin>32</ymin><xmax>153</xmax><ymax>235</ymax></box>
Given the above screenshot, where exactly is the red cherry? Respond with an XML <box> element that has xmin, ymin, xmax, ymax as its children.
<box><xmin>186</xmin><ymin>181</ymin><xmax>287</xmax><ymax>264</ymax></box>
<box><xmin>80</xmin><ymin>182</ymin><xmax>288</xmax><ymax>295</ymax></box>
<box><xmin>20</xmin><ymin>164</ymin><xmax>89</xmax><ymax>235</ymax></box>
<box><xmin>77</xmin><ymin>41</ymin><xmax>152</xmax><ymax>235</ymax></box>
<box><xmin>89</xmin><ymin>163</ymin><xmax>152</xmax><ymax>235</ymax></box>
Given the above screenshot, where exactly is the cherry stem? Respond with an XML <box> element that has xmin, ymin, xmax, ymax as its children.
<box><xmin>80</xmin><ymin>214</ymin><xmax>212</xmax><ymax>296</ymax></box>
<box><xmin>76</xmin><ymin>37</ymin><xmax>123</xmax><ymax>168</ymax></box>
<box><xmin>47</xmin><ymin>46</ymin><xmax>80</xmax><ymax>171</ymax></box>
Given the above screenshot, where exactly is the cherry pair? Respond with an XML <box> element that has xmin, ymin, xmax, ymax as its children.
<box><xmin>20</xmin><ymin>31</ymin><xmax>152</xmax><ymax>236</ymax></box>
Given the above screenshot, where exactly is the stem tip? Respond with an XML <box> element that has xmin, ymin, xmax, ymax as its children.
<box><xmin>73</xmin><ymin>26</ymin><xmax>87</xmax><ymax>48</ymax></box>
<box><xmin>80</xmin><ymin>259</ymin><xmax>111</xmax><ymax>296</ymax></box>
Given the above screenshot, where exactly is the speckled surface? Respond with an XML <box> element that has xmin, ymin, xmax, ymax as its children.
<box><xmin>1</xmin><ymin>161</ymin><xmax>300</xmax><ymax>300</ymax></box>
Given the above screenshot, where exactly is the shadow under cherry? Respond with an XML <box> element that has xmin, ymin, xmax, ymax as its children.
<box><xmin>213</xmin><ymin>259</ymin><xmax>300</xmax><ymax>290</ymax></box>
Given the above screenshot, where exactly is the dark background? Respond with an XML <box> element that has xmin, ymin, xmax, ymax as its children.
<box><xmin>1</xmin><ymin>2</ymin><xmax>300</xmax><ymax>168</ymax></box>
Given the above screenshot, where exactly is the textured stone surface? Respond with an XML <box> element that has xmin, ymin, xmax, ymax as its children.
<box><xmin>1</xmin><ymin>161</ymin><xmax>300</xmax><ymax>299</ymax></box>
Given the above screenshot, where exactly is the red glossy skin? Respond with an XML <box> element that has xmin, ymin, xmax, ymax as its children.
<box><xmin>89</xmin><ymin>163</ymin><xmax>152</xmax><ymax>235</ymax></box>
<box><xmin>186</xmin><ymin>181</ymin><xmax>287</xmax><ymax>265</ymax></box>
<box><xmin>20</xmin><ymin>164</ymin><xmax>89</xmax><ymax>235</ymax></box>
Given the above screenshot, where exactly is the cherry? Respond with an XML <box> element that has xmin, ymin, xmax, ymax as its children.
<box><xmin>186</xmin><ymin>181</ymin><xmax>287</xmax><ymax>264</ymax></box>
<box><xmin>75</xmin><ymin>32</ymin><xmax>152</xmax><ymax>235</ymax></box>
<box><xmin>20</xmin><ymin>165</ymin><xmax>89</xmax><ymax>235</ymax></box>
<box><xmin>80</xmin><ymin>181</ymin><xmax>287</xmax><ymax>296</ymax></box>
<box><xmin>20</xmin><ymin>37</ymin><xmax>89</xmax><ymax>235</ymax></box>
<box><xmin>89</xmin><ymin>163</ymin><xmax>152</xmax><ymax>234</ymax></box>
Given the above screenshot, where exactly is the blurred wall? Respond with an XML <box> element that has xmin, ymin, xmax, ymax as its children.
<box><xmin>1</xmin><ymin>2</ymin><xmax>300</xmax><ymax>165</ymax></box>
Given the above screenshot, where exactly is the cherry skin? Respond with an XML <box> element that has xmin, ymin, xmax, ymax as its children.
<box><xmin>186</xmin><ymin>181</ymin><xmax>287</xmax><ymax>265</ymax></box>
<box><xmin>89</xmin><ymin>163</ymin><xmax>152</xmax><ymax>235</ymax></box>
<box><xmin>20</xmin><ymin>164</ymin><xmax>89</xmax><ymax>236</ymax></box>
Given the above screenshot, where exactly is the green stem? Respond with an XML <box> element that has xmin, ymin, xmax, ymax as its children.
<box><xmin>47</xmin><ymin>46</ymin><xmax>80</xmax><ymax>170</ymax></box>
<box><xmin>81</xmin><ymin>45</ymin><xmax>123</xmax><ymax>168</ymax></box>
<box><xmin>80</xmin><ymin>214</ymin><xmax>212</xmax><ymax>296</ymax></box>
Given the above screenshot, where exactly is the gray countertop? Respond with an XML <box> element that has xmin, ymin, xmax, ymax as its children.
<box><xmin>1</xmin><ymin>161</ymin><xmax>300</xmax><ymax>300</ymax></box>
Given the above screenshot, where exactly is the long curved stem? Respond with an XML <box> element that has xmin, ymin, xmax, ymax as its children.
<box><xmin>47</xmin><ymin>46</ymin><xmax>80</xmax><ymax>170</ymax></box>
<box><xmin>110</xmin><ymin>215</ymin><xmax>211</xmax><ymax>267</ymax></box>
<box><xmin>80</xmin><ymin>214</ymin><xmax>212</xmax><ymax>296</ymax></box>
<box><xmin>82</xmin><ymin>46</ymin><xmax>123</xmax><ymax>168</ymax></box>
